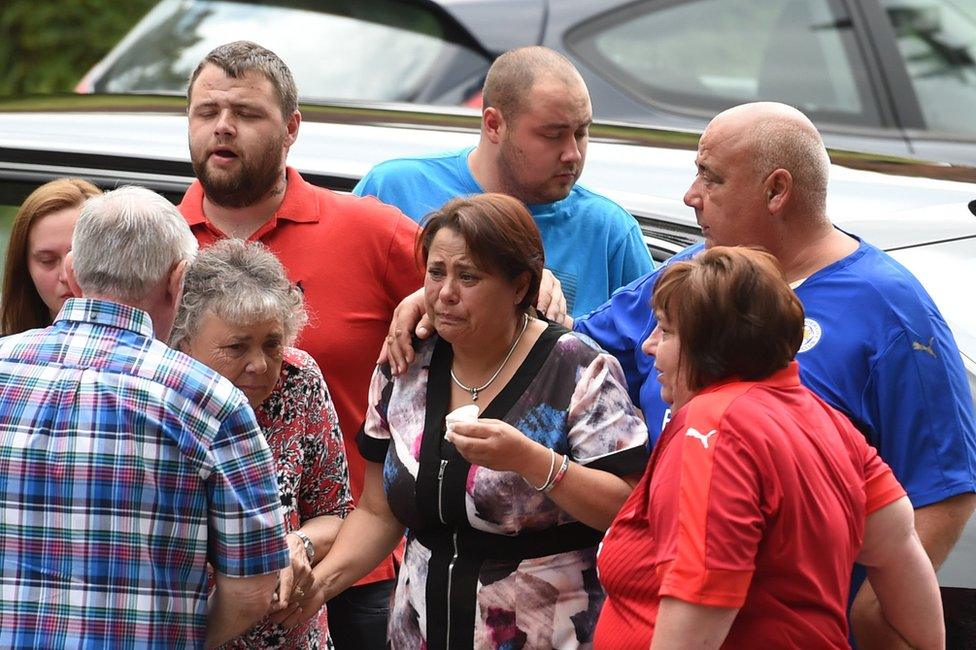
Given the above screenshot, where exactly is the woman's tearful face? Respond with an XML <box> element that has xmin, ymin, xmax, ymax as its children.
<box><xmin>183</xmin><ymin>310</ymin><xmax>285</xmax><ymax>408</ymax></box>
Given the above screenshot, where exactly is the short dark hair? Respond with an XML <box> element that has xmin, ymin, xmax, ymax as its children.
<box><xmin>482</xmin><ymin>46</ymin><xmax>580</xmax><ymax>122</ymax></box>
<box><xmin>652</xmin><ymin>246</ymin><xmax>804</xmax><ymax>391</ymax></box>
<box><xmin>187</xmin><ymin>41</ymin><xmax>298</xmax><ymax>117</ymax></box>
<box><xmin>418</xmin><ymin>193</ymin><xmax>544</xmax><ymax>311</ymax></box>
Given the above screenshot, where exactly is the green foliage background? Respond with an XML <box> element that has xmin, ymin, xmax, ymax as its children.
<box><xmin>0</xmin><ymin>0</ymin><xmax>155</xmax><ymax>95</ymax></box>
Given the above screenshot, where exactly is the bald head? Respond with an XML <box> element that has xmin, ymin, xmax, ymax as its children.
<box><xmin>483</xmin><ymin>46</ymin><xmax>586</xmax><ymax>122</ymax></box>
<box><xmin>710</xmin><ymin>102</ymin><xmax>830</xmax><ymax>217</ymax></box>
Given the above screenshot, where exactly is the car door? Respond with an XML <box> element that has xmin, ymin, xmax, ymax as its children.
<box><xmin>856</xmin><ymin>0</ymin><xmax>976</xmax><ymax>165</ymax></box>
<box><xmin>554</xmin><ymin>0</ymin><xmax>916</xmax><ymax>158</ymax></box>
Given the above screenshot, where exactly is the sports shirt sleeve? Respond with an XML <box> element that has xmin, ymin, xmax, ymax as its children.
<box><xmin>207</xmin><ymin>401</ymin><xmax>289</xmax><ymax>577</ymax></box>
<box><xmin>352</xmin><ymin>169</ymin><xmax>377</xmax><ymax>197</ymax></box>
<box><xmin>658</xmin><ymin>417</ymin><xmax>765</xmax><ymax>608</ymax></box>
<box><xmin>862</xmin><ymin>323</ymin><xmax>976</xmax><ymax>508</ymax></box>
<box><xmin>566</xmin><ymin>352</ymin><xmax>649</xmax><ymax>475</ymax></box>
<box><xmin>298</xmin><ymin>360</ymin><xmax>353</xmax><ymax>520</ymax></box>
<box><xmin>573</xmin><ymin>270</ymin><xmax>660</xmax><ymax>405</ymax></box>
<box><xmin>356</xmin><ymin>363</ymin><xmax>395</xmax><ymax>463</ymax></box>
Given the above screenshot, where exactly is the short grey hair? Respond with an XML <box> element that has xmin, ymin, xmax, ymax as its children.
<box><xmin>750</xmin><ymin>114</ymin><xmax>830</xmax><ymax>215</ymax></box>
<box><xmin>188</xmin><ymin>41</ymin><xmax>298</xmax><ymax>118</ymax></box>
<box><xmin>72</xmin><ymin>186</ymin><xmax>197</xmax><ymax>301</ymax></box>
<box><xmin>169</xmin><ymin>239</ymin><xmax>307</xmax><ymax>351</ymax></box>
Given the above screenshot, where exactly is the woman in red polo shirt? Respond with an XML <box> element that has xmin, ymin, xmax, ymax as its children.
<box><xmin>594</xmin><ymin>246</ymin><xmax>943</xmax><ymax>649</ymax></box>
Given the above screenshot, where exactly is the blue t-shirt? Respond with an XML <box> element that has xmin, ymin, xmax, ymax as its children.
<box><xmin>353</xmin><ymin>147</ymin><xmax>654</xmax><ymax>317</ymax></box>
<box><xmin>576</xmin><ymin>239</ymin><xmax>976</xmax><ymax>510</ymax></box>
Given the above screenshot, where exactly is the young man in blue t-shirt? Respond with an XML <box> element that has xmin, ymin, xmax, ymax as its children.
<box><xmin>354</xmin><ymin>46</ymin><xmax>653</xmax><ymax>320</ymax></box>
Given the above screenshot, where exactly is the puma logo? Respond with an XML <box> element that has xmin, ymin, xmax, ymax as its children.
<box><xmin>686</xmin><ymin>427</ymin><xmax>717</xmax><ymax>449</ymax></box>
<box><xmin>912</xmin><ymin>338</ymin><xmax>937</xmax><ymax>358</ymax></box>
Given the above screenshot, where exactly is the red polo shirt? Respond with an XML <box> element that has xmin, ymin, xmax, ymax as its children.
<box><xmin>594</xmin><ymin>362</ymin><xmax>905</xmax><ymax>648</ymax></box>
<box><xmin>180</xmin><ymin>168</ymin><xmax>423</xmax><ymax>583</ymax></box>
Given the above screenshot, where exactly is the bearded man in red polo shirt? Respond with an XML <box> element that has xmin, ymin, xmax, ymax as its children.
<box><xmin>179</xmin><ymin>40</ymin><xmax>421</xmax><ymax>649</ymax></box>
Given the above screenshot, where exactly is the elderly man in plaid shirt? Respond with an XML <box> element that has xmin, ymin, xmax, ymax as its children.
<box><xmin>0</xmin><ymin>186</ymin><xmax>289</xmax><ymax>648</ymax></box>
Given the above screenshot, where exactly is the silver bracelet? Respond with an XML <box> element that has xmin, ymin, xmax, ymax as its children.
<box><xmin>543</xmin><ymin>453</ymin><xmax>571</xmax><ymax>494</ymax></box>
<box><xmin>527</xmin><ymin>447</ymin><xmax>557</xmax><ymax>491</ymax></box>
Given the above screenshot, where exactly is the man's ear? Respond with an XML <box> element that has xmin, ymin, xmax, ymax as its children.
<box><xmin>64</xmin><ymin>252</ymin><xmax>83</xmax><ymax>298</ymax></box>
<box><xmin>482</xmin><ymin>107</ymin><xmax>505</xmax><ymax>144</ymax></box>
<box><xmin>284</xmin><ymin>110</ymin><xmax>301</xmax><ymax>148</ymax></box>
<box><xmin>765</xmin><ymin>168</ymin><xmax>793</xmax><ymax>214</ymax></box>
<box><xmin>167</xmin><ymin>259</ymin><xmax>189</xmax><ymax>310</ymax></box>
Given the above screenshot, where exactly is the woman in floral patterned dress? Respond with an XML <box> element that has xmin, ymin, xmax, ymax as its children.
<box><xmin>171</xmin><ymin>239</ymin><xmax>352</xmax><ymax>649</ymax></box>
<box><xmin>306</xmin><ymin>194</ymin><xmax>648</xmax><ymax>649</ymax></box>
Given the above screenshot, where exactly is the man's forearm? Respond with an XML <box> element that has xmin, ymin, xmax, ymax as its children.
<box><xmin>205</xmin><ymin>572</ymin><xmax>278</xmax><ymax>648</ymax></box>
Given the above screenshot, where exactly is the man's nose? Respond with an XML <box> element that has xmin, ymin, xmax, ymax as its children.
<box><xmin>214</xmin><ymin>109</ymin><xmax>236</xmax><ymax>136</ymax></box>
<box><xmin>683</xmin><ymin>179</ymin><xmax>701</xmax><ymax>208</ymax></box>
<box><xmin>561</xmin><ymin>137</ymin><xmax>583</xmax><ymax>164</ymax></box>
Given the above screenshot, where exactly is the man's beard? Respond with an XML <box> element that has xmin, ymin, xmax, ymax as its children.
<box><xmin>192</xmin><ymin>137</ymin><xmax>285</xmax><ymax>209</ymax></box>
<box><xmin>497</xmin><ymin>137</ymin><xmax>576</xmax><ymax>206</ymax></box>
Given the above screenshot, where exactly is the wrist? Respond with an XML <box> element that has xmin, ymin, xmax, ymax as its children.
<box><xmin>289</xmin><ymin>530</ymin><xmax>315</xmax><ymax>561</ymax></box>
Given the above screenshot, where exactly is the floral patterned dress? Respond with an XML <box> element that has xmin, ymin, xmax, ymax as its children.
<box><xmin>222</xmin><ymin>347</ymin><xmax>353</xmax><ymax>650</ymax></box>
<box><xmin>358</xmin><ymin>322</ymin><xmax>648</xmax><ymax>649</ymax></box>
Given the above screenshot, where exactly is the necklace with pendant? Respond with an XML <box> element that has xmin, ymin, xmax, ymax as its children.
<box><xmin>450</xmin><ymin>313</ymin><xmax>529</xmax><ymax>402</ymax></box>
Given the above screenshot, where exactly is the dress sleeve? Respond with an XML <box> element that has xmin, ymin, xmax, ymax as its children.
<box><xmin>356</xmin><ymin>363</ymin><xmax>395</xmax><ymax>463</ymax></box>
<box><xmin>566</xmin><ymin>351</ymin><xmax>649</xmax><ymax>475</ymax></box>
<box><xmin>298</xmin><ymin>360</ymin><xmax>354</xmax><ymax>521</ymax></box>
<box><xmin>207</xmin><ymin>400</ymin><xmax>290</xmax><ymax>578</ymax></box>
<box><xmin>658</xmin><ymin>420</ymin><xmax>765</xmax><ymax>608</ymax></box>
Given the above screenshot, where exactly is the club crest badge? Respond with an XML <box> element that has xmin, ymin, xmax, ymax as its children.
<box><xmin>799</xmin><ymin>318</ymin><xmax>822</xmax><ymax>353</ymax></box>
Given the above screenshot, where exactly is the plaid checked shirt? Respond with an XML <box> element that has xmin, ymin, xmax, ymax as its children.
<box><xmin>0</xmin><ymin>299</ymin><xmax>289</xmax><ymax>649</ymax></box>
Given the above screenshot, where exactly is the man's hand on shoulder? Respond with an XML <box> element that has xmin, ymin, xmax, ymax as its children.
<box><xmin>537</xmin><ymin>269</ymin><xmax>569</xmax><ymax>326</ymax></box>
<box><xmin>378</xmin><ymin>289</ymin><xmax>430</xmax><ymax>376</ymax></box>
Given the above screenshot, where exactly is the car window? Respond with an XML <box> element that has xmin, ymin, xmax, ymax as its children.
<box><xmin>89</xmin><ymin>0</ymin><xmax>489</xmax><ymax>103</ymax></box>
<box><xmin>879</xmin><ymin>0</ymin><xmax>976</xmax><ymax>137</ymax></box>
<box><xmin>567</xmin><ymin>0</ymin><xmax>881</xmax><ymax>127</ymax></box>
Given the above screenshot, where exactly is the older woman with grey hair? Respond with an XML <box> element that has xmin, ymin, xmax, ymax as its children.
<box><xmin>171</xmin><ymin>238</ymin><xmax>352</xmax><ymax>650</ymax></box>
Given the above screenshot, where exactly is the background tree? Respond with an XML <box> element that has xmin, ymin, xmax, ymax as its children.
<box><xmin>0</xmin><ymin>0</ymin><xmax>155</xmax><ymax>95</ymax></box>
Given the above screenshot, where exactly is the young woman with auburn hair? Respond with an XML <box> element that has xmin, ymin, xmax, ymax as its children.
<box><xmin>1</xmin><ymin>178</ymin><xmax>101</xmax><ymax>335</ymax></box>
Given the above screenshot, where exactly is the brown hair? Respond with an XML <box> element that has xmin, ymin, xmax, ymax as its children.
<box><xmin>418</xmin><ymin>193</ymin><xmax>544</xmax><ymax>311</ymax></box>
<box><xmin>652</xmin><ymin>246</ymin><xmax>804</xmax><ymax>391</ymax></box>
<box><xmin>188</xmin><ymin>41</ymin><xmax>298</xmax><ymax>118</ymax></box>
<box><xmin>1</xmin><ymin>178</ymin><xmax>101</xmax><ymax>335</ymax></box>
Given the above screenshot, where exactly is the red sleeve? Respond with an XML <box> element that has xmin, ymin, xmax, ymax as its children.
<box><xmin>379</xmin><ymin>201</ymin><xmax>423</xmax><ymax>303</ymax></box>
<box><xmin>859</xmin><ymin>438</ymin><xmax>907</xmax><ymax>515</ymax></box>
<box><xmin>659</xmin><ymin>415</ymin><xmax>765</xmax><ymax>609</ymax></box>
